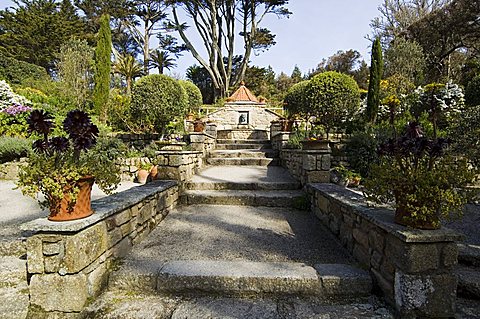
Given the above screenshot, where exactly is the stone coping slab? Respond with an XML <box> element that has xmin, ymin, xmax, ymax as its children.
<box><xmin>308</xmin><ymin>183</ymin><xmax>464</xmax><ymax>243</ymax></box>
<box><xmin>189</xmin><ymin>132</ymin><xmax>216</xmax><ymax>139</ymax></box>
<box><xmin>156</xmin><ymin>150</ymin><xmax>202</xmax><ymax>155</ymax></box>
<box><xmin>21</xmin><ymin>180</ymin><xmax>177</xmax><ymax>234</ymax></box>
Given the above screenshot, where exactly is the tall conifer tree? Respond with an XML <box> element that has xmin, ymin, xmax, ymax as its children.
<box><xmin>93</xmin><ymin>14</ymin><xmax>112</xmax><ymax>121</ymax></box>
<box><xmin>366</xmin><ymin>38</ymin><xmax>383</xmax><ymax>124</ymax></box>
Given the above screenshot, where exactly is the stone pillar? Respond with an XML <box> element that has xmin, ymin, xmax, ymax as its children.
<box><xmin>271</xmin><ymin>132</ymin><xmax>292</xmax><ymax>151</ymax></box>
<box><xmin>301</xmin><ymin>149</ymin><xmax>331</xmax><ymax>184</ymax></box>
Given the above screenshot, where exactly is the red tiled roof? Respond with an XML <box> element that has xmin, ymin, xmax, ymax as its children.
<box><xmin>228</xmin><ymin>81</ymin><xmax>258</xmax><ymax>103</ymax></box>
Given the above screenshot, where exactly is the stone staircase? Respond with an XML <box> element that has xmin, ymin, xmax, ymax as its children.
<box><xmin>207</xmin><ymin>132</ymin><xmax>279</xmax><ymax>166</ymax></box>
<box><xmin>82</xmin><ymin>130</ymin><xmax>391</xmax><ymax>318</ymax></box>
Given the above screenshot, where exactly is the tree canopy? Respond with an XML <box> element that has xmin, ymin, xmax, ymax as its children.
<box><xmin>169</xmin><ymin>0</ymin><xmax>291</xmax><ymax>100</ymax></box>
<box><xmin>0</xmin><ymin>0</ymin><xmax>86</xmax><ymax>73</ymax></box>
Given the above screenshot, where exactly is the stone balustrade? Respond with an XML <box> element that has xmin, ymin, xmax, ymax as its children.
<box><xmin>21</xmin><ymin>180</ymin><xmax>179</xmax><ymax>317</ymax></box>
<box><xmin>307</xmin><ymin>183</ymin><xmax>462</xmax><ymax>318</ymax></box>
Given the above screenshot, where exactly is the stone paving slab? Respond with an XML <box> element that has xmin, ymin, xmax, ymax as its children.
<box><xmin>157</xmin><ymin>260</ymin><xmax>320</xmax><ymax>296</ymax></box>
<box><xmin>83</xmin><ymin>292</ymin><xmax>394</xmax><ymax>319</ymax></box>
<box><xmin>189</xmin><ymin>166</ymin><xmax>298</xmax><ymax>184</ymax></box>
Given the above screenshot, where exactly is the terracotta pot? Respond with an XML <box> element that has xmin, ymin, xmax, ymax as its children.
<box><xmin>281</xmin><ymin>120</ymin><xmax>294</xmax><ymax>132</ymax></box>
<box><xmin>149</xmin><ymin>165</ymin><xmax>158</xmax><ymax>180</ymax></box>
<box><xmin>137</xmin><ymin>169</ymin><xmax>149</xmax><ymax>184</ymax></box>
<box><xmin>394</xmin><ymin>201</ymin><xmax>440</xmax><ymax>230</ymax></box>
<box><xmin>193</xmin><ymin>121</ymin><xmax>205</xmax><ymax>132</ymax></box>
<box><xmin>48</xmin><ymin>176</ymin><xmax>94</xmax><ymax>222</ymax></box>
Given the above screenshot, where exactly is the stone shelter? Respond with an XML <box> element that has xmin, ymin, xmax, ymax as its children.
<box><xmin>201</xmin><ymin>82</ymin><xmax>282</xmax><ymax>137</ymax></box>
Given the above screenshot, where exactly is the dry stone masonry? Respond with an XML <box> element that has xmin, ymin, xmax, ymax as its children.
<box><xmin>307</xmin><ymin>183</ymin><xmax>462</xmax><ymax>318</ymax></box>
<box><xmin>21</xmin><ymin>181</ymin><xmax>179</xmax><ymax>317</ymax></box>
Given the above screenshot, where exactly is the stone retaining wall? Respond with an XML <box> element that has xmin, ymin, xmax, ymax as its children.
<box><xmin>272</xmin><ymin>133</ymin><xmax>331</xmax><ymax>185</ymax></box>
<box><xmin>21</xmin><ymin>180</ymin><xmax>179</xmax><ymax>317</ymax></box>
<box><xmin>307</xmin><ymin>183</ymin><xmax>462</xmax><ymax>318</ymax></box>
<box><xmin>121</xmin><ymin>151</ymin><xmax>203</xmax><ymax>183</ymax></box>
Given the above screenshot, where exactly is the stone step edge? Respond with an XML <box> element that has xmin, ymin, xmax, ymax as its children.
<box><xmin>110</xmin><ymin>261</ymin><xmax>372</xmax><ymax>298</ymax></box>
<box><xmin>216</xmin><ymin>139</ymin><xmax>271</xmax><ymax>144</ymax></box>
<box><xmin>183</xmin><ymin>182</ymin><xmax>301</xmax><ymax>191</ymax></box>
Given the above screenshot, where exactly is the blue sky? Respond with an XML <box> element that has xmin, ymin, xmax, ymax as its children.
<box><xmin>0</xmin><ymin>0</ymin><xmax>384</xmax><ymax>77</ymax></box>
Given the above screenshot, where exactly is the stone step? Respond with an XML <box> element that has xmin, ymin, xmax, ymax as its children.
<box><xmin>209</xmin><ymin>149</ymin><xmax>278</xmax><ymax>159</ymax></box>
<box><xmin>183</xmin><ymin>181</ymin><xmax>301</xmax><ymax>191</ymax></box>
<box><xmin>0</xmin><ymin>237</ymin><xmax>26</xmax><ymax>257</ymax></box>
<box><xmin>216</xmin><ymin>139</ymin><xmax>270</xmax><ymax>145</ymax></box>
<box><xmin>207</xmin><ymin>157</ymin><xmax>279</xmax><ymax>166</ymax></box>
<box><xmin>83</xmin><ymin>291</ymin><xmax>393</xmax><ymax>319</ymax></box>
<box><xmin>0</xmin><ymin>256</ymin><xmax>29</xmax><ymax>318</ymax></box>
<box><xmin>110</xmin><ymin>260</ymin><xmax>372</xmax><ymax>299</ymax></box>
<box><xmin>458</xmin><ymin>244</ymin><xmax>480</xmax><ymax>267</ymax></box>
<box><xmin>180</xmin><ymin>190</ymin><xmax>307</xmax><ymax>207</ymax></box>
<box><xmin>217</xmin><ymin>130</ymin><xmax>269</xmax><ymax>140</ymax></box>
<box><xmin>215</xmin><ymin>143</ymin><xmax>272</xmax><ymax>150</ymax></box>
<box><xmin>456</xmin><ymin>265</ymin><xmax>480</xmax><ymax>299</ymax></box>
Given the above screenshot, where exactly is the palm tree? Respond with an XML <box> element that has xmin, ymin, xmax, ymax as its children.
<box><xmin>149</xmin><ymin>50</ymin><xmax>176</xmax><ymax>74</ymax></box>
<box><xmin>113</xmin><ymin>54</ymin><xmax>143</xmax><ymax>95</ymax></box>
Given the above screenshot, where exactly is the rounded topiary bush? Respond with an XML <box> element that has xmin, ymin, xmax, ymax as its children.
<box><xmin>284</xmin><ymin>80</ymin><xmax>309</xmax><ymax>117</ymax></box>
<box><xmin>178</xmin><ymin>80</ymin><xmax>202</xmax><ymax>111</ymax></box>
<box><xmin>131</xmin><ymin>74</ymin><xmax>188</xmax><ymax>133</ymax></box>
<box><xmin>305</xmin><ymin>71</ymin><xmax>360</xmax><ymax>135</ymax></box>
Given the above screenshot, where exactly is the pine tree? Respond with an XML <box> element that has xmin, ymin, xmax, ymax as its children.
<box><xmin>366</xmin><ymin>38</ymin><xmax>383</xmax><ymax>124</ymax></box>
<box><xmin>93</xmin><ymin>14</ymin><xmax>112</xmax><ymax>121</ymax></box>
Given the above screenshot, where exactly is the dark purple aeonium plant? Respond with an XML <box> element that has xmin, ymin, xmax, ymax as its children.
<box><xmin>28</xmin><ymin>109</ymin><xmax>98</xmax><ymax>158</ymax></box>
<box><xmin>364</xmin><ymin>121</ymin><xmax>477</xmax><ymax>228</ymax></box>
<box><xmin>17</xmin><ymin>109</ymin><xmax>120</xmax><ymax>211</ymax></box>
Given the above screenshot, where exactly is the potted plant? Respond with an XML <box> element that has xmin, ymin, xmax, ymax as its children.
<box><xmin>193</xmin><ymin>118</ymin><xmax>205</xmax><ymax>132</ymax></box>
<box><xmin>17</xmin><ymin>110</ymin><xmax>122</xmax><ymax>221</ymax></box>
<box><xmin>330</xmin><ymin>165</ymin><xmax>353</xmax><ymax>187</ymax></box>
<box><xmin>136</xmin><ymin>162</ymin><xmax>152</xmax><ymax>184</ymax></box>
<box><xmin>364</xmin><ymin>122</ymin><xmax>477</xmax><ymax>229</ymax></box>
<box><xmin>144</xmin><ymin>142</ymin><xmax>160</xmax><ymax>180</ymax></box>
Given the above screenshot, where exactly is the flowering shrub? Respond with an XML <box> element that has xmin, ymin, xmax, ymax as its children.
<box><xmin>0</xmin><ymin>80</ymin><xmax>31</xmax><ymax>111</ymax></box>
<box><xmin>0</xmin><ymin>103</ymin><xmax>32</xmax><ymax>137</ymax></box>
<box><xmin>410</xmin><ymin>81</ymin><xmax>465</xmax><ymax>136</ymax></box>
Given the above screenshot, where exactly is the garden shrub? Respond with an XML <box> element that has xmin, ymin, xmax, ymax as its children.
<box><xmin>0</xmin><ymin>136</ymin><xmax>31</xmax><ymax>163</ymax></box>
<box><xmin>450</xmin><ymin>104</ymin><xmax>480</xmax><ymax>168</ymax></box>
<box><xmin>0</xmin><ymin>80</ymin><xmax>31</xmax><ymax>111</ymax></box>
<box><xmin>465</xmin><ymin>75</ymin><xmax>480</xmax><ymax>107</ymax></box>
<box><xmin>305</xmin><ymin>71</ymin><xmax>360</xmax><ymax>136</ymax></box>
<box><xmin>178</xmin><ymin>80</ymin><xmax>202</xmax><ymax>111</ymax></box>
<box><xmin>0</xmin><ymin>104</ymin><xmax>32</xmax><ymax>137</ymax></box>
<box><xmin>131</xmin><ymin>74</ymin><xmax>188</xmax><ymax>133</ymax></box>
<box><xmin>284</xmin><ymin>80</ymin><xmax>309</xmax><ymax>117</ymax></box>
<box><xmin>344</xmin><ymin>131</ymin><xmax>379</xmax><ymax>178</ymax></box>
<box><xmin>0</xmin><ymin>52</ymin><xmax>49</xmax><ymax>85</ymax></box>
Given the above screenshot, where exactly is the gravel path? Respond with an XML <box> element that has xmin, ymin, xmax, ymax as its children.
<box><xmin>125</xmin><ymin>204</ymin><xmax>355</xmax><ymax>266</ymax></box>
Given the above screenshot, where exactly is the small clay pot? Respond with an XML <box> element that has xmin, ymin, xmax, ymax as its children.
<box><xmin>137</xmin><ymin>169</ymin><xmax>149</xmax><ymax>184</ymax></box>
